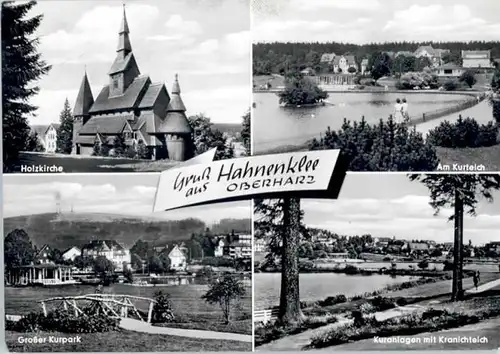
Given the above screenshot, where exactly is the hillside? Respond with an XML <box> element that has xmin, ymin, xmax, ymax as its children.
<box><xmin>253</xmin><ymin>41</ymin><xmax>500</xmax><ymax>75</ymax></box>
<box><xmin>212</xmin><ymin>123</ymin><xmax>242</xmax><ymax>137</ymax></box>
<box><xmin>4</xmin><ymin>213</ymin><xmax>251</xmax><ymax>251</ymax></box>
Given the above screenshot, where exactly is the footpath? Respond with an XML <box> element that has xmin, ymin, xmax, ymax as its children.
<box><xmin>414</xmin><ymin>100</ymin><xmax>492</xmax><ymax>137</ymax></box>
<box><xmin>5</xmin><ymin>314</ymin><xmax>252</xmax><ymax>343</ymax></box>
<box><xmin>256</xmin><ymin>275</ymin><xmax>500</xmax><ymax>351</ymax></box>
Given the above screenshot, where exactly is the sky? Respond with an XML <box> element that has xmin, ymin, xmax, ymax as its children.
<box><xmin>2</xmin><ymin>173</ymin><xmax>251</xmax><ymax>224</ymax></box>
<box><xmin>252</xmin><ymin>0</ymin><xmax>500</xmax><ymax>43</ymax></box>
<box><xmin>27</xmin><ymin>0</ymin><xmax>250</xmax><ymax>125</ymax></box>
<box><xmin>301</xmin><ymin>174</ymin><xmax>500</xmax><ymax>246</ymax></box>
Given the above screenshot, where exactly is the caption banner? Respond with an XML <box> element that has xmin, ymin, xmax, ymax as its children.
<box><xmin>153</xmin><ymin>149</ymin><xmax>347</xmax><ymax>212</ymax></box>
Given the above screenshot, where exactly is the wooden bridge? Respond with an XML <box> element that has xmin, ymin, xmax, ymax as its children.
<box><xmin>39</xmin><ymin>293</ymin><xmax>157</xmax><ymax>324</ymax></box>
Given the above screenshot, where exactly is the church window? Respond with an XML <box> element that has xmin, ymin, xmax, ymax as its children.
<box><xmin>113</xmin><ymin>77</ymin><xmax>119</xmax><ymax>89</ymax></box>
<box><xmin>132</xmin><ymin>132</ymin><xmax>137</xmax><ymax>140</ymax></box>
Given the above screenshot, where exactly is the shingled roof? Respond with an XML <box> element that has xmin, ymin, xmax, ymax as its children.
<box><xmin>89</xmin><ymin>75</ymin><xmax>150</xmax><ymax>113</ymax></box>
<box><xmin>159</xmin><ymin>74</ymin><xmax>192</xmax><ymax>134</ymax></box>
<box><xmin>138</xmin><ymin>83</ymin><xmax>168</xmax><ymax>109</ymax></box>
<box><xmin>79</xmin><ymin>115</ymin><xmax>129</xmax><ymax>135</ymax></box>
<box><xmin>74</xmin><ymin>72</ymin><xmax>94</xmax><ymax>116</ymax></box>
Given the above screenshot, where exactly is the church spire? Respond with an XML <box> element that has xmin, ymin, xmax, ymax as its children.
<box><xmin>73</xmin><ymin>69</ymin><xmax>94</xmax><ymax>116</ymax></box>
<box><xmin>117</xmin><ymin>4</ymin><xmax>132</xmax><ymax>59</ymax></box>
<box><xmin>167</xmin><ymin>73</ymin><xmax>186</xmax><ymax>111</ymax></box>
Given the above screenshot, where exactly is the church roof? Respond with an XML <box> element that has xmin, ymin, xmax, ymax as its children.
<box><xmin>74</xmin><ymin>72</ymin><xmax>95</xmax><ymax>116</ymax></box>
<box><xmin>89</xmin><ymin>75</ymin><xmax>151</xmax><ymax>113</ymax></box>
<box><xmin>108</xmin><ymin>52</ymin><xmax>136</xmax><ymax>75</ymax></box>
<box><xmin>138</xmin><ymin>83</ymin><xmax>168</xmax><ymax>109</ymax></box>
<box><xmin>160</xmin><ymin>112</ymin><xmax>192</xmax><ymax>134</ymax></box>
<box><xmin>79</xmin><ymin>115</ymin><xmax>129</xmax><ymax>135</ymax></box>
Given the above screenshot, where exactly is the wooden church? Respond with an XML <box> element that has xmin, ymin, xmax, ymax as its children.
<box><xmin>72</xmin><ymin>6</ymin><xmax>193</xmax><ymax>161</ymax></box>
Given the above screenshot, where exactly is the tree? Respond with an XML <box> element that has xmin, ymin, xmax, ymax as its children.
<box><xmin>131</xmin><ymin>240</ymin><xmax>150</xmax><ymax>259</ymax></box>
<box><xmin>123</xmin><ymin>266</ymin><xmax>134</xmax><ymax>283</ymax></box>
<box><xmin>91</xmin><ymin>140</ymin><xmax>101</xmax><ymax>156</ymax></box>
<box><xmin>201</xmin><ymin>274</ymin><xmax>245</xmax><ymax>324</ymax></box>
<box><xmin>4</xmin><ymin>229</ymin><xmax>36</xmax><ymax>273</ymax></box>
<box><xmin>111</xmin><ymin>135</ymin><xmax>126</xmax><ymax>157</ymax></box>
<box><xmin>26</xmin><ymin>131</ymin><xmax>45</xmax><ymax>152</ymax></box>
<box><xmin>131</xmin><ymin>254</ymin><xmax>144</xmax><ymax>272</ymax></box>
<box><xmin>417</xmin><ymin>259</ymin><xmax>429</xmax><ymax>269</ymax></box>
<box><xmin>136</xmin><ymin>139</ymin><xmax>150</xmax><ymax>159</ymax></box>
<box><xmin>152</xmin><ymin>290</ymin><xmax>175</xmax><ymax>323</ymax></box>
<box><xmin>73</xmin><ymin>255</ymin><xmax>93</xmax><ymax>270</ymax></box>
<box><xmin>188</xmin><ymin>114</ymin><xmax>234</xmax><ymax>160</ymax></box>
<box><xmin>254</xmin><ymin>198</ymin><xmax>306</xmax><ymax>325</ymax></box>
<box><xmin>56</xmin><ymin>98</ymin><xmax>73</xmax><ymax>154</ymax></box>
<box><xmin>347</xmin><ymin>66</ymin><xmax>357</xmax><ymax>74</ymax></box>
<box><xmin>459</xmin><ymin>70</ymin><xmax>477</xmax><ymax>88</ymax></box>
<box><xmin>442</xmin><ymin>52</ymin><xmax>463</xmax><ymax>66</ymax></box>
<box><xmin>409</xmin><ymin>174</ymin><xmax>500</xmax><ymax>301</ymax></box>
<box><xmin>93</xmin><ymin>256</ymin><xmax>115</xmax><ymax>276</ymax></box>
<box><xmin>2</xmin><ymin>1</ymin><xmax>51</xmax><ymax>172</ymax></box>
<box><xmin>367</xmin><ymin>51</ymin><xmax>391</xmax><ymax>80</ymax></box>
<box><xmin>278</xmin><ymin>75</ymin><xmax>328</xmax><ymax>106</ymax></box>
<box><xmin>241</xmin><ymin>110</ymin><xmax>251</xmax><ymax>155</ymax></box>
<box><xmin>148</xmin><ymin>254</ymin><xmax>165</xmax><ymax>274</ymax></box>
<box><xmin>309</xmin><ymin>117</ymin><xmax>438</xmax><ymax>171</ymax></box>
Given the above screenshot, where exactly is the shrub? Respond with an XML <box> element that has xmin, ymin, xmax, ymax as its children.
<box><xmin>309</xmin><ymin>117</ymin><xmax>438</xmax><ymax>171</ymax></box>
<box><xmin>443</xmin><ymin>80</ymin><xmax>458</xmax><ymax>91</ymax></box>
<box><xmin>318</xmin><ymin>294</ymin><xmax>347</xmax><ymax>307</ymax></box>
<box><xmin>417</xmin><ymin>259</ymin><xmax>429</xmax><ymax>269</ymax></box>
<box><xmin>370</xmin><ymin>296</ymin><xmax>396</xmax><ymax>311</ymax></box>
<box><xmin>8</xmin><ymin>310</ymin><xmax>120</xmax><ymax>333</ymax></box>
<box><xmin>344</xmin><ymin>264</ymin><xmax>360</xmax><ymax>274</ymax></box>
<box><xmin>152</xmin><ymin>291</ymin><xmax>175</xmax><ymax>323</ymax></box>
<box><xmin>427</xmin><ymin>116</ymin><xmax>498</xmax><ymax>148</ymax></box>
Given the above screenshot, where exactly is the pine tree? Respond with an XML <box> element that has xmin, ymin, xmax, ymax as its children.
<box><xmin>241</xmin><ymin>110</ymin><xmax>251</xmax><ymax>155</ymax></box>
<box><xmin>2</xmin><ymin>1</ymin><xmax>51</xmax><ymax>172</ymax></box>
<box><xmin>309</xmin><ymin>117</ymin><xmax>438</xmax><ymax>171</ymax></box>
<box><xmin>254</xmin><ymin>198</ymin><xmax>306</xmax><ymax>325</ymax></box>
<box><xmin>111</xmin><ymin>135</ymin><xmax>126</xmax><ymax>157</ymax></box>
<box><xmin>56</xmin><ymin>98</ymin><xmax>73</xmax><ymax>154</ymax></box>
<box><xmin>409</xmin><ymin>174</ymin><xmax>500</xmax><ymax>301</ymax></box>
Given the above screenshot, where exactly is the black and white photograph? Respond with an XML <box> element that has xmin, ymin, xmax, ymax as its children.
<box><xmin>252</xmin><ymin>0</ymin><xmax>500</xmax><ymax>171</ymax></box>
<box><xmin>254</xmin><ymin>174</ymin><xmax>500</xmax><ymax>350</ymax></box>
<box><xmin>2</xmin><ymin>0</ymin><xmax>250</xmax><ymax>173</ymax></box>
<box><xmin>3</xmin><ymin>173</ymin><xmax>252</xmax><ymax>352</ymax></box>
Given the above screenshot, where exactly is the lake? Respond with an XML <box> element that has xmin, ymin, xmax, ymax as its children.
<box><xmin>5</xmin><ymin>281</ymin><xmax>252</xmax><ymax>317</ymax></box>
<box><xmin>253</xmin><ymin>92</ymin><xmax>472</xmax><ymax>153</ymax></box>
<box><xmin>254</xmin><ymin>273</ymin><xmax>415</xmax><ymax>310</ymax></box>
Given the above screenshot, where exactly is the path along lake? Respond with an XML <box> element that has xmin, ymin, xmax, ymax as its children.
<box><xmin>254</xmin><ymin>262</ymin><xmax>500</xmax><ymax>310</ymax></box>
<box><xmin>253</xmin><ymin>92</ymin><xmax>486</xmax><ymax>153</ymax></box>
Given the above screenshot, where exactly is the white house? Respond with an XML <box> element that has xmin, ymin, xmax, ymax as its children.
<box><xmin>462</xmin><ymin>50</ymin><xmax>493</xmax><ymax>68</ymax></box>
<box><xmin>31</xmin><ymin>123</ymin><xmax>60</xmax><ymax>153</ymax></box>
<box><xmin>168</xmin><ymin>245</ymin><xmax>187</xmax><ymax>271</ymax></box>
<box><xmin>214</xmin><ymin>238</ymin><xmax>225</xmax><ymax>257</ymax></box>
<box><xmin>414</xmin><ymin>46</ymin><xmax>449</xmax><ymax>67</ymax></box>
<box><xmin>360</xmin><ymin>58</ymin><xmax>369</xmax><ymax>75</ymax></box>
<box><xmin>81</xmin><ymin>240</ymin><xmax>131</xmax><ymax>271</ymax></box>
<box><xmin>62</xmin><ymin>246</ymin><xmax>81</xmax><ymax>261</ymax></box>
<box><xmin>320</xmin><ymin>53</ymin><xmax>336</xmax><ymax>64</ymax></box>
<box><xmin>434</xmin><ymin>63</ymin><xmax>464</xmax><ymax>78</ymax></box>
<box><xmin>333</xmin><ymin>55</ymin><xmax>357</xmax><ymax>73</ymax></box>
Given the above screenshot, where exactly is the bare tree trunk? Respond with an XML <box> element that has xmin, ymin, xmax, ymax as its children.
<box><xmin>279</xmin><ymin>197</ymin><xmax>303</xmax><ymax>325</ymax></box>
<box><xmin>452</xmin><ymin>189</ymin><xmax>464</xmax><ymax>301</ymax></box>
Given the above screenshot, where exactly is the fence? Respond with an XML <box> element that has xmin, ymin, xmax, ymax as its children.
<box><xmin>254</xmin><ymin>308</ymin><xmax>279</xmax><ymax>324</ymax></box>
<box><xmin>407</xmin><ymin>93</ymin><xmax>484</xmax><ymax>126</ymax></box>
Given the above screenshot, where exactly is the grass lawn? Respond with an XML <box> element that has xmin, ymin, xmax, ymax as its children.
<box><xmin>5</xmin><ymin>330</ymin><xmax>251</xmax><ymax>352</ymax></box>
<box><xmin>11</xmin><ymin>152</ymin><xmax>182</xmax><ymax>173</ymax></box>
<box><xmin>436</xmin><ymin>145</ymin><xmax>500</xmax><ymax>171</ymax></box>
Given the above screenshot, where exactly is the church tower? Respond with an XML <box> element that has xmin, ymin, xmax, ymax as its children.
<box><xmin>72</xmin><ymin>69</ymin><xmax>94</xmax><ymax>154</ymax></box>
<box><xmin>164</xmin><ymin>74</ymin><xmax>193</xmax><ymax>161</ymax></box>
<box><xmin>108</xmin><ymin>5</ymin><xmax>140</xmax><ymax>97</ymax></box>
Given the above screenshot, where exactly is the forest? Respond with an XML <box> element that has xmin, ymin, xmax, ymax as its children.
<box><xmin>253</xmin><ymin>41</ymin><xmax>500</xmax><ymax>75</ymax></box>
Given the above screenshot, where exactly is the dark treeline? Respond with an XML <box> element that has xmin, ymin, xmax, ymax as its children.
<box><xmin>253</xmin><ymin>41</ymin><xmax>500</xmax><ymax>75</ymax></box>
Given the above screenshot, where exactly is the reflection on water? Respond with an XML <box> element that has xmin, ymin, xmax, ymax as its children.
<box><xmin>253</xmin><ymin>92</ymin><xmax>474</xmax><ymax>152</ymax></box>
<box><xmin>254</xmin><ymin>273</ymin><xmax>414</xmax><ymax>310</ymax></box>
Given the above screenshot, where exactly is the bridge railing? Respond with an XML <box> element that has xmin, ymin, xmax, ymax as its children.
<box><xmin>254</xmin><ymin>308</ymin><xmax>279</xmax><ymax>325</ymax></box>
<box><xmin>39</xmin><ymin>294</ymin><xmax>157</xmax><ymax>324</ymax></box>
